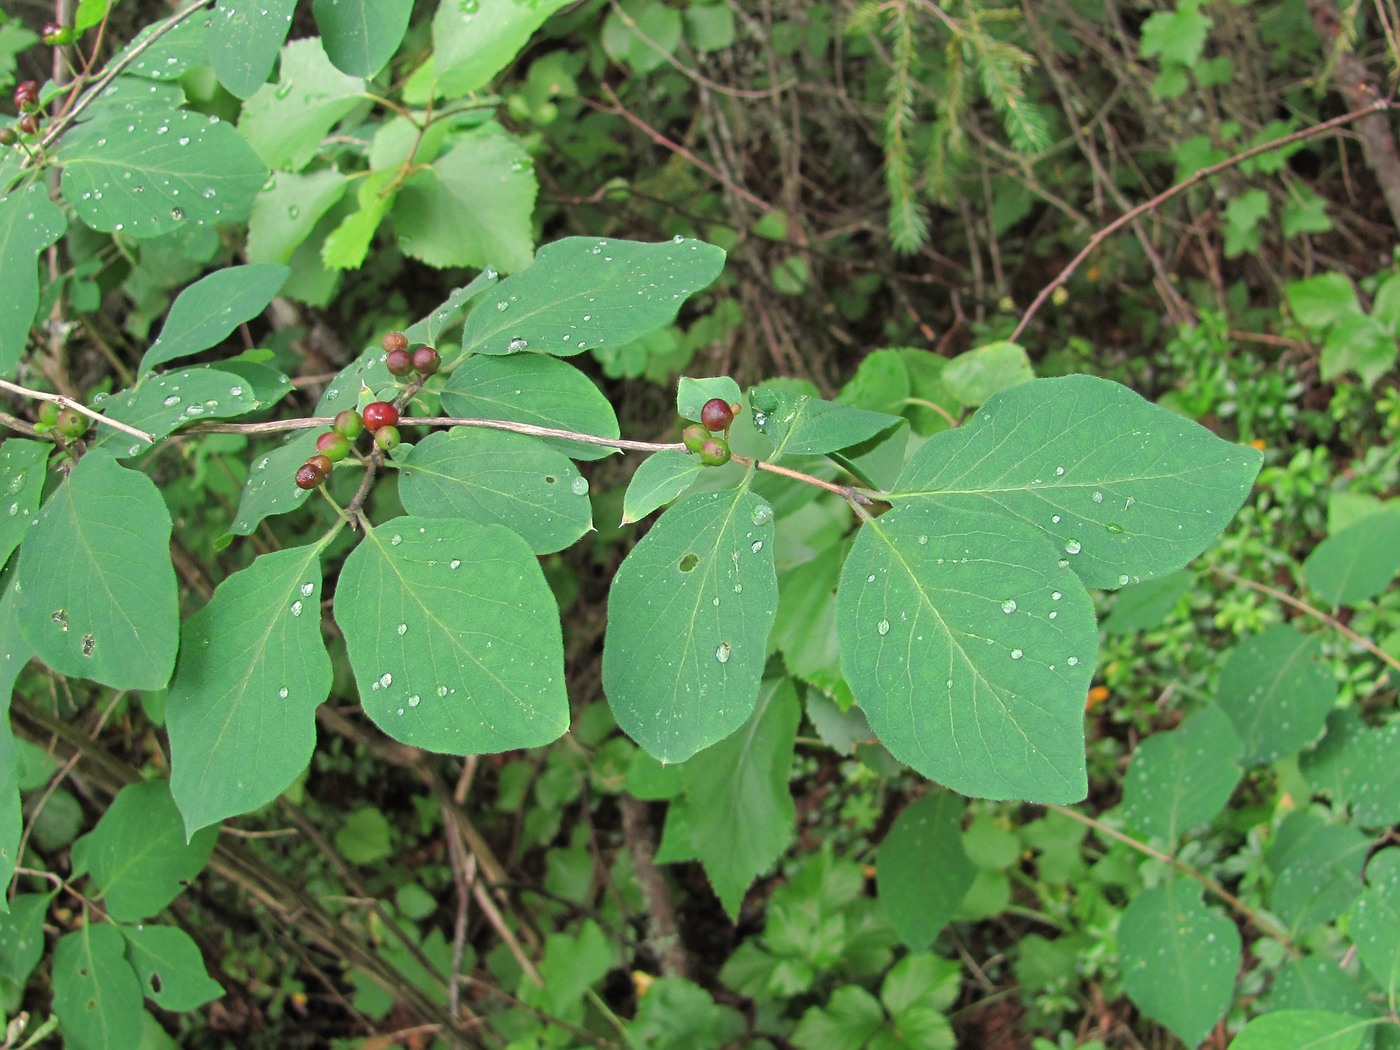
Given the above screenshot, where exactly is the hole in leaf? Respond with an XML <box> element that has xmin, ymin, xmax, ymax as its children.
<box><xmin>678</xmin><ymin>553</ymin><xmax>699</xmax><ymax>572</ymax></box>
<box><xmin>544</xmin><ymin>475</ymin><xmax>556</xmax><ymax>484</ymax></box>
<box><xmin>150</xmin><ymin>973</ymin><xmax>163</xmax><ymax>993</ymax></box>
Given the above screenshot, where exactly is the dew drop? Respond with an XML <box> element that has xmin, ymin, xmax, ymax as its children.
<box><xmin>396</xmin><ymin>623</ymin><xmax>408</xmax><ymax>636</ymax></box>
<box><xmin>1118</xmin><ymin>574</ymin><xmax>1130</xmax><ymax>586</ymax></box>
<box><xmin>750</xmin><ymin>540</ymin><xmax>763</xmax><ymax>553</ymax></box>
<box><xmin>1054</xmin><ymin>466</ymin><xmax>1065</xmax><ymax>476</ymax></box>
<box><xmin>1051</xmin><ymin>515</ymin><xmax>1061</xmax><ymax>524</ymax></box>
<box><xmin>290</xmin><ymin>600</ymin><xmax>303</xmax><ymax>616</ymax></box>
<box><xmin>1064</xmin><ymin>539</ymin><xmax>1082</xmax><ymax>555</ymax></box>
<box><xmin>877</xmin><ymin>619</ymin><xmax>890</xmax><ymax>636</ymax></box>
<box><xmin>1067</xmin><ymin>656</ymin><xmax>1080</xmax><ymax>666</ymax></box>
<box><xmin>162</xmin><ymin>394</ymin><xmax>181</xmax><ymax>407</ymax></box>
<box><xmin>379</xmin><ymin>672</ymin><xmax>393</xmax><ymax>688</ymax></box>
<box><xmin>495</xmin><ymin>301</ymin><xmax>509</xmax><ymax>311</ymax></box>
<box><xmin>570</xmin><ymin>476</ymin><xmax>589</xmax><ymax>496</ymax></box>
<box><xmin>1051</xmin><ymin>591</ymin><xmax>1062</xmax><ymax>601</ymax></box>
<box><xmin>917</xmin><ymin>535</ymin><xmax>929</xmax><ymax>545</ymax></box>
<box><xmin>408</xmin><ymin>694</ymin><xmax>421</xmax><ymax>707</ymax></box>
<box><xmin>1092</xmin><ymin>491</ymin><xmax>1104</xmax><ymax>503</ymax></box>
<box><xmin>449</xmin><ymin>559</ymin><xmax>461</xmax><ymax>569</ymax></box>
<box><xmin>751</xmin><ymin>504</ymin><xmax>773</xmax><ymax>526</ymax></box>
<box><xmin>1011</xmin><ymin>648</ymin><xmax>1023</xmax><ymax>660</ymax></box>
<box><xmin>437</xmin><ymin>685</ymin><xmax>449</xmax><ymax>697</ymax></box>
<box><xmin>866</xmin><ymin>573</ymin><xmax>876</xmax><ymax>583</ymax></box>
<box><xmin>715</xmin><ymin>642</ymin><xmax>731</xmax><ymax>664</ymax></box>
<box><xmin>1106</xmin><ymin>521</ymin><xmax>1124</xmax><ymax>534</ymax></box>
<box><xmin>390</xmin><ymin>534</ymin><xmax>403</xmax><ymax>546</ymax></box>
<box><xmin>300</xmin><ymin>582</ymin><xmax>314</xmax><ymax>596</ymax></box>
<box><xmin>278</xmin><ymin>687</ymin><xmax>289</xmax><ymax>698</ymax></box>
<box><xmin>507</xmin><ymin>337</ymin><xmax>528</xmax><ymax>351</ymax></box>
<box><xmin>1001</xmin><ymin>599</ymin><xmax>1017</xmax><ymax>614</ymax></box>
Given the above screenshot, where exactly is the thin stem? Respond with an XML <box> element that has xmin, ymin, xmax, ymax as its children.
<box><xmin>0</xmin><ymin>378</ymin><xmax>155</xmax><ymax>442</ymax></box>
<box><xmin>733</xmin><ymin>453</ymin><xmax>878</xmax><ymax>505</ymax></box>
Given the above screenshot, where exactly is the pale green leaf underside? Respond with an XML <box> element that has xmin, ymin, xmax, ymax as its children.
<box><xmin>313</xmin><ymin>0</ymin><xmax>411</xmax><ymax>77</ymax></box>
<box><xmin>1119</xmin><ymin>704</ymin><xmax>1243</xmax><ymax>842</ymax></box>
<box><xmin>432</xmin><ymin>0</ymin><xmax>575</xmax><ymax>98</ymax></box>
<box><xmin>334</xmin><ymin>518</ymin><xmax>569</xmax><ymax>754</ymax></box>
<box><xmin>603</xmin><ymin>489</ymin><xmax>779</xmax><ymax>764</ymax></box>
<box><xmin>17</xmin><ymin>452</ymin><xmax>178</xmax><ymax>689</ymax></box>
<box><xmin>205</xmin><ymin>0</ymin><xmax>295</xmax><ymax>98</ymax></box>
<box><xmin>838</xmin><ymin>503</ymin><xmax>1095</xmax><ymax>802</ymax></box>
<box><xmin>462</xmin><ymin>236</ymin><xmax>726</xmax><ymax>358</ymax></box>
<box><xmin>0</xmin><ymin>439</ymin><xmax>50</xmax><ymax>573</ymax></box>
<box><xmin>52</xmin><ymin>925</ymin><xmax>143</xmax><ymax>1050</ymax></box>
<box><xmin>0</xmin><ymin>183</ymin><xmax>66</xmax><ymax>377</ymax></box>
<box><xmin>140</xmin><ymin>263</ymin><xmax>289</xmax><ymax>375</ymax></box>
<box><xmin>749</xmin><ymin>385</ymin><xmax>903</xmax><ymax>457</ymax></box>
<box><xmin>166</xmin><ymin>544</ymin><xmax>332</xmax><ymax>834</ymax></box>
<box><xmin>622</xmin><ymin>449</ymin><xmax>703</xmax><ymax>524</ymax></box>
<box><xmin>892</xmin><ymin>375</ymin><xmax>1263</xmax><ymax>590</ymax></box>
<box><xmin>399</xmin><ymin>428</ymin><xmax>593</xmax><ymax>554</ymax></box>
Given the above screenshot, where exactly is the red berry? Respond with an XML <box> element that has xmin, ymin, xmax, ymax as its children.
<box><xmin>295</xmin><ymin>463</ymin><xmax>326</xmax><ymax>489</ymax></box>
<box><xmin>361</xmin><ymin>401</ymin><xmax>399</xmax><ymax>432</ymax></box>
<box><xmin>373</xmin><ymin>425</ymin><xmax>401</xmax><ymax>451</ymax></box>
<box><xmin>316</xmin><ymin>431</ymin><xmax>351</xmax><ymax>462</ymax></box>
<box><xmin>306</xmin><ymin>453</ymin><xmax>334</xmax><ymax>475</ymax></box>
<box><xmin>18</xmin><ymin>114</ymin><xmax>39</xmax><ymax>136</ymax></box>
<box><xmin>56</xmin><ymin>408</ymin><xmax>88</xmax><ymax>439</ymax></box>
<box><xmin>13</xmin><ymin>81</ymin><xmax>38</xmax><ymax>110</ymax></box>
<box><xmin>698</xmin><ymin>438</ymin><xmax>731</xmax><ymax>466</ymax></box>
<box><xmin>412</xmin><ymin>347</ymin><xmax>441</xmax><ymax>375</ymax></box>
<box><xmin>700</xmin><ymin>398</ymin><xmax>734</xmax><ymax>432</ymax></box>
<box><xmin>333</xmin><ymin>409</ymin><xmax>364</xmax><ymax>439</ymax></box>
<box><xmin>381</xmin><ymin>331</ymin><xmax>409</xmax><ymax>355</ymax></box>
<box><xmin>385</xmin><ymin>348</ymin><xmax>413</xmax><ymax>376</ymax></box>
<box><xmin>682</xmin><ymin>424</ymin><xmax>708</xmax><ymax>453</ymax></box>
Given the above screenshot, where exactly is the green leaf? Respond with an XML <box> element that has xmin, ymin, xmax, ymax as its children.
<box><xmin>17</xmin><ymin>452</ymin><xmax>178</xmax><ymax>690</ymax></box>
<box><xmin>682</xmin><ymin>678</ymin><xmax>800</xmax><ymax>918</ymax></box>
<box><xmin>1223</xmin><ymin>189</ymin><xmax>1271</xmax><ymax>258</ymax></box>
<box><xmin>877</xmin><ymin>790</ymin><xmax>976</xmax><ymax>948</ymax></box>
<box><xmin>881</xmin><ymin>951</ymin><xmax>960</xmax><ymax>1021</ymax></box>
<box><xmin>0</xmin><ymin>182</ymin><xmax>66</xmax><ymax>376</ymax></box>
<box><xmin>603</xmin><ymin>489</ymin><xmax>779</xmax><ymax>763</ymax></box>
<box><xmin>792</xmin><ymin>984</ymin><xmax>886</xmax><ymax>1050</ymax></box>
<box><xmin>1282</xmin><ymin>187</ymin><xmax>1333</xmax><ymax>238</ymax></box>
<box><xmin>602</xmin><ymin>0</ymin><xmax>682</xmax><ymax>74</ymax></box>
<box><xmin>403</xmin><ymin>270</ymin><xmax>500</xmax><ymax>347</ymax></box>
<box><xmin>1286</xmin><ymin>273</ymin><xmax>1361</xmax><ymax>330</ymax></box>
<box><xmin>1140</xmin><ymin>0</ymin><xmax>1211</xmax><ymax>65</ymax></box>
<box><xmin>70</xmin><ymin>781</ymin><xmax>217</xmax><ymax>921</ymax></box>
<box><xmin>237</xmin><ymin>39</ymin><xmax>366</xmax><ymax>172</ymax></box>
<box><xmin>1102</xmin><ymin>570</ymin><xmax>1192</xmax><ymax>634</ymax></box>
<box><xmin>120</xmin><ymin>924</ymin><xmax>223</xmax><ymax>1011</ymax></box>
<box><xmin>837</xmin><ymin>503</ymin><xmax>1097</xmax><ymax>802</ymax></box>
<box><xmin>440</xmin><ymin>353</ymin><xmax>620</xmax><ymax>462</ymax></box>
<box><xmin>399</xmin><ymin>428</ymin><xmax>593</xmax><ymax>554</ymax></box>
<box><xmin>891</xmin><ymin>375</ymin><xmax>1263</xmax><ymax>590</ymax></box>
<box><xmin>0</xmin><ymin>893</ymin><xmax>51</xmax><ymax>985</ymax></box>
<box><xmin>0</xmin><ymin>582</ymin><xmax>28</xmax><ymax>905</ymax></box>
<box><xmin>677</xmin><ymin>375</ymin><xmax>743</xmax><ymax>424</ymax></box>
<box><xmin>52</xmin><ymin>924</ymin><xmax>144</xmax><ymax>1050</ymax></box>
<box><xmin>58</xmin><ymin>111</ymin><xmax>267</xmax><ymax>239</ymax></box>
<box><xmin>1228</xmin><ymin>1011</ymin><xmax>1367</xmax><ymax>1050</ymax></box>
<box><xmin>749</xmin><ymin>385</ymin><xmax>903</xmax><ymax>458</ymax></box>
<box><xmin>89</xmin><ymin>368</ymin><xmax>265</xmax><ymax>458</ymax></box>
<box><xmin>837</xmin><ymin>349</ymin><xmax>910</xmax><ymax>416</ymax></box>
<box><xmin>246</xmin><ymin>168</ymin><xmax>350</xmax><ymax>264</ymax></box>
<box><xmin>461</xmin><ymin>236</ymin><xmax>726</xmax><ymax>358</ymax></box>
<box><xmin>772</xmin><ymin>544</ymin><xmax>853</xmax><ymax>709</ymax></box>
<box><xmin>1268</xmin><ymin>955</ymin><xmax>1377</xmax><ymax>1017</ymax></box>
<box><xmin>205</xmin><ymin>0</ymin><xmax>295</xmax><ymax>98</ymax></box>
<box><xmin>625</xmin><ymin>977</ymin><xmax>746</xmax><ymax>1048</ymax></box>
<box><xmin>1302</xmin><ymin>710</ymin><xmax>1400</xmax><ymax>826</ymax></box>
<box><xmin>227</xmin><ymin>429</ymin><xmax>320</xmax><ymax>536</ymax></box>
<box><xmin>321</xmin><ymin>170</ymin><xmax>396</xmax><ymax>270</ymax></box>
<box><xmin>139</xmin><ymin>264</ymin><xmax>289</xmax><ymax>374</ymax></box>
<box><xmin>0</xmin><ymin>438</ymin><xmax>50</xmax><ymax>572</ymax></box>
<box><xmin>622</xmin><ymin>450</ymin><xmax>704</xmax><ymax>524</ymax></box>
<box><xmin>1321</xmin><ymin>313</ymin><xmax>1397</xmax><ymax>386</ymax></box>
<box><xmin>167</xmin><ymin>544</ymin><xmax>332</xmax><ymax>834</ymax></box>
<box><xmin>111</xmin><ymin>17</ymin><xmax>206</xmax><ymax>80</ymax></box>
<box><xmin>1217</xmin><ymin>625</ymin><xmax>1336</xmax><ymax>765</ymax></box>
<box><xmin>392</xmin><ymin>124</ymin><xmax>537</xmax><ymax>272</ymax></box>
<box><xmin>432</xmin><ymin>0</ymin><xmax>574</xmax><ymax>98</ymax></box>
<box><xmin>1347</xmin><ymin>850</ymin><xmax>1400</xmax><ymax>1000</ymax></box>
<box><xmin>1268</xmin><ymin>813</ymin><xmax>1368</xmax><ymax>929</ymax></box>
<box><xmin>1120</xmin><ymin>705</ymin><xmax>1242</xmax><ymax>841</ymax></box>
<box><xmin>519</xmin><ymin>920</ymin><xmax>616</xmax><ymax>1019</ymax></box>
<box><xmin>1119</xmin><ymin>880</ymin><xmax>1241</xmax><ymax>1048</ymax></box>
<box><xmin>335</xmin><ymin>806</ymin><xmax>393</xmax><ymax>864</ymax></box>
<box><xmin>313</xmin><ymin>0</ymin><xmax>410</xmax><ymax>77</ymax></box>
<box><xmin>941</xmin><ymin>341</ymin><xmax>1034</xmax><ymax>406</ymax></box>
<box><xmin>1303</xmin><ymin>507</ymin><xmax>1400</xmax><ymax>605</ymax></box>
<box><xmin>334</xmin><ymin>517</ymin><xmax>569</xmax><ymax>754</ymax></box>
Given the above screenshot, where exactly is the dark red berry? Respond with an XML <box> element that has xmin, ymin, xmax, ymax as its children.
<box><xmin>55</xmin><ymin>407</ymin><xmax>88</xmax><ymax>439</ymax></box>
<box><xmin>700</xmin><ymin>398</ymin><xmax>734</xmax><ymax>432</ymax></box>
<box><xmin>412</xmin><ymin>347</ymin><xmax>441</xmax><ymax>375</ymax></box>
<box><xmin>18</xmin><ymin>114</ymin><xmax>39</xmax><ymax>136</ymax></box>
<box><xmin>373</xmin><ymin>425</ymin><xmax>401</xmax><ymax>451</ymax></box>
<box><xmin>682</xmin><ymin>424</ymin><xmax>708</xmax><ymax>454</ymax></box>
<box><xmin>295</xmin><ymin>463</ymin><xmax>326</xmax><ymax>489</ymax></box>
<box><xmin>0</xmin><ymin>127</ymin><xmax>16</xmax><ymax>146</ymax></box>
<box><xmin>333</xmin><ymin>409</ymin><xmax>364</xmax><ymax>439</ymax></box>
<box><xmin>14</xmin><ymin>81</ymin><xmax>38</xmax><ymax>110</ymax></box>
<box><xmin>381</xmin><ymin>331</ymin><xmax>409</xmax><ymax>355</ymax></box>
<box><xmin>316</xmin><ymin>431</ymin><xmax>351</xmax><ymax>462</ymax></box>
<box><xmin>361</xmin><ymin>401</ymin><xmax>398</xmax><ymax>432</ymax></box>
<box><xmin>698</xmin><ymin>437</ymin><xmax>731</xmax><ymax>466</ymax></box>
<box><xmin>385</xmin><ymin>348</ymin><xmax>413</xmax><ymax>376</ymax></box>
<box><xmin>306</xmin><ymin>453</ymin><xmax>333</xmax><ymax>475</ymax></box>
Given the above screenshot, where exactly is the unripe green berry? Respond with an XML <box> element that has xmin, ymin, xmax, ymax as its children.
<box><xmin>37</xmin><ymin>401</ymin><xmax>60</xmax><ymax>427</ymax></box>
<box><xmin>315</xmin><ymin>431</ymin><xmax>351</xmax><ymax>462</ymax></box>
<box><xmin>682</xmin><ymin>424</ymin><xmax>708</xmax><ymax>453</ymax></box>
<box><xmin>362</xmin><ymin>401</ymin><xmax>399</xmax><ymax>432</ymax></box>
<box><xmin>385</xmin><ymin>348</ymin><xmax>414</xmax><ymax>376</ymax></box>
<box><xmin>698</xmin><ymin>437</ymin><xmax>730</xmax><ymax>466</ymax></box>
<box><xmin>295</xmin><ymin>462</ymin><xmax>326</xmax><ymax>489</ymax></box>
<box><xmin>700</xmin><ymin>397</ymin><xmax>734</xmax><ymax>432</ymax></box>
<box><xmin>412</xmin><ymin>346</ymin><xmax>441</xmax><ymax>375</ymax></box>
<box><xmin>42</xmin><ymin>22</ymin><xmax>77</xmax><ymax>45</ymax></box>
<box><xmin>333</xmin><ymin>409</ymin><xmax>364</xmax><ymax>439</ymax></box>
<box><xmin>56</xmin><ymin>408</ymin><xmax>89</xmax><ymax>439</ymax></box>
<box><xmin>373</xmin><ymin>425</ymin><xmax>401</xmax><ymax>451</ymax></box>
<box><xmin>382</xmin><ymin>330</ymin><xmax>409</xmax><ymax>355</ymax></box>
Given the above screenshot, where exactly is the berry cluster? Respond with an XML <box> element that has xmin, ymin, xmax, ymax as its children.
<box><xmin>34</xmin><ymin>400</ymin><xmax>89</xmax><ymax>441</ymax></box>
<box><xmin>295</xmin><ymin>403</ymin><xmax>400</xmax><ymax>490</ymax></box>
<box><xmin>682</xmin><ymin>398</ymin><xmax>740</xmax><ymax>466</ymax></box>
<box><xmin>383</xmin><ymin>329</ymin><xmax>441</xmax><ymax>378</ymax></box>
<box><xmin>4</xmin><ymin>82</ymin><xmax>43</xmax><ymax>143</ymax></box>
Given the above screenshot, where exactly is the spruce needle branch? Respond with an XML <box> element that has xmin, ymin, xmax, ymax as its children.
<box><xmin>0</xmin><ymin>378</ymin><xmax>155</xmax><ymax>442</ymax></box>
<box><xmin>1012</xmin><ymin>98</ymin><xmax>1394</xmax><ymax>342</ymax></box>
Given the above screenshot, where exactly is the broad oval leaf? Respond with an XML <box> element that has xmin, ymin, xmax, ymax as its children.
<box><xmin>1217</xmin><ymin>624</ymin><xmax>1336</xmax><ymax>765</ymax></box>
<box><xmin>404</xmin><ymin>270</ymin><xmax>499</xmax><ymax>347</ymax></box>
<box><xmin>461</xmin><ymin>236</ymin><xmax>726</xmax><ymax>358</ymax></box>
<box><xmin>441</xmin><ymin>353</ymin><xmax>620</xmax><ymax>462</ymax></box>
<box><xmin>1228</xmin><ymin>1011</ymin><xmax>1367</xmax><ymax>1050</ymax></box>
<box><xmin>313</xmin><ymin>0</ymin><xmax>411</xmax><ymax>77</ymax></box>
<box><xmin>58</xmin><ymin>110</ymin><xmax>268</xmax><ymax>239</ymax></box>
<box><xmin>334</xmin><ymin>517</ymin><xmax>569</xmax><ymax>753</ymax></box>
<box><xmin>749</xmin><ymin>385</ymin><xmax>903</xmax><ymax>457</ymax></box>
<box><xmin>399</xmin><ymin>428</ymin><xmax>593</xmax><ymax>554</ymax></box>
<box><xmin>17</xmin><ymin>452</ymin><xmax>178</xmax><ymax>689</ymax></box>
<box><xmin>1302</xmin><ymin>507</ymin><xmax>1400</xmax><ymax>606</ymax></box>
<box><xmin>120</xmin><ymin>924</ymin><xmax>224</xmax><ymax>1011</ymax></box>
<box><xmin>139</xmin><ymin>263</ymin><xmax>289</xmax><ymax>374</ymax></box>
<box><xmin>1120</xmin><ymin>881</ymin><xmax>1241</xmax><ymax>1048</ymax></box>
<box><xmin>837</xmin><ymin>503</ymin><xmax>1096</xmax><ymax>802</ymax></box>
<box><xmin>877</xmin><ymin>790</ymin><xmax>976</xmax><ymax>948</ymax></box>
<box><xmin>89</xmin><ymin>368</ymin><xmax>264</xmax><ymax>457</ymax></box>
<box><xmin>52</xmin><ymin>925</ymin><xmax>143</xmax><ymax>1050</ymax></box>
<box><xmin>1301</xmin><ymin>710</ymin><xmax>1400</xmax><ymax>827</ymax></box>
<box><xmin>0</xmin><ymin>182</ymin><xmax>66</xmax><ymax>376</ymax></box>
<box><xmin>166</xmin><ymin>544</ymin><xmax>332</xmax><ymax>834</ymax></box>
<box><xmin>891</xmin><ymin>375</ymin><xmax>1263</xmax><ymax>589</ymax></box>
<box><xmin>1120</xmin><ymin>704</ymin><xmax>1243</xmax><ymax>842</ymax></box>
<box><xmin>205</xmin><ymin>0</ymin><xmax>295</xmax><ymax>98</ymax></box>
<box><xmin>1348</xmin><ymin>849</ymin><xmax>1400</xmax><ymax>1000</ymax></box>
<box><xmin>0</xmin><ymin>439</ymin><xmax>51</xmax><ymax>572</ymax></box>
<box><xmin>622</xmin><ymin>450</ymin><xmax>703</xmax><ymax>524</ymax></box>
<box><xmin>432</xmin><ymin>0</ymin><xmax>575</xmax><ymax>98</ymax></box>
<box><xmin>0</xmin><ymin>582</ymin><xmax>29</xmax><ymax>904</ymax></box>
<box><xmin>603</xmin><ymin>489</ymin><xmax>779</xmax><ymax>763</ymax></box>
<box><xmin>237</xmin><ymin>39</ymin><xmax>366</xmax><ymax>172</ymax></box>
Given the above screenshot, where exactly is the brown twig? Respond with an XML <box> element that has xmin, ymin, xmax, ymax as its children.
<box><xmin>0</xmin><ymin>378</ymin><xmax>155</xmax><ymax>442</ymax></box>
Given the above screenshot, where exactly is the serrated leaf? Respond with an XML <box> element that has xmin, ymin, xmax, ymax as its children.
<box><xmin>139</xmin><ymin>264</ymin><xmax>288</xmax><ymax>374</ymax></box>
<box><xmin>432</xmin><ymin>0</ymin><xmax>574</xmax><ymax>98</ymax></box>
<box><xmin>892</xmin><ymin>375</ymin><xmax>1263</xmax><ymax>590</ymax></box>
<box><xmin>403</xmin><ymin>270</ymin><xmax>499</xmax><ymax>347</ymax></box>
<box><xmin>120</xmin><ymin>924</ymin><xmax>223</xmax><ymax>1010</ymax></box>
<box><xmin>622</xmin><ymin>450</ymin><xmax>704</xmax><ymax>524</ymax></box>
<box><xmin>334</xmin><ymin>518</ymin><xmax>569</xmax><ymax>753</ymax></box>
<box><xmin>399</xmin><ymin>428</ymin><xmax>593</xmax><ymax>554</ymax></box>
<box><xmin>313</xmin><ymin>0</ymin><xmax>410</xmax><ymax>77</ymax></box>
<box><xmin>462</xmin><ymin>236</ymin><xmax>726</xmax><ymax>358</ymax></box>
<box><xmin>749</xmin><ymin>385</ymin><xmax>903</xmax><ymax>458</ymax></box>
<box><xmin>1301</xmin><ymin>710</ymin><xmax>1400</xmax><ymax>826</ymax></box>
<box><xmin>1120</xmin><ymin>705</ymin><xmax>1242</xmax><ymax>841</ymax></box>
<box><xmin>941</xmin><ymin>341</ymin><xmax>1034</xmax><ymax>406</ymax></box>
<box><xmin>1287</xmin><ymin>273</ymin><xmax>1361</xmax><ymax>329</ymax></box>
<box><xmin>392</xmin><ymin>124</ymin><xmax>537</xmax><ymax>273</ymax></box>
<box><xmin>1139</xmin><ymin>0</ymin><xmax>1211</xmax><ymax>64</ymax></box>
<box><xmin>167</xmin><ymin>544</ymin><xmax>332</xmax><ymax>833</ymax></box>
<box><xmin>1217</xmin><ymin>625</ymin><xmax>1336</xmax><ymax>764</ymax></box>
<box><xmin>792</xmin><ymin>985</ymin><xmax>886</xmax><ymax>1049</ymax></box>
<box><xmin>247</xmin><ymin>167</ymin><xmax>350</xmax><ymax>264</ymax></box>
<box><xmin>1120</xmin><ymin>880</ymin><xmax>1240</xmax><ymax>1048</ymax></box>
<box><xmin>1303</xmin><ymin>508</ymin><xmax>1400</xmax><ymax>606</ymax></box>
<box><xmin>17</xmin><ymin>452</ymin><xmax>178</xmax><ymax>689</ymax></box>
<box><xmin>1348</xmin><ymin>851</ymin><xmax>1400</xmax><ymax>1000</ymax></box>
<box><xmin>71</xmin><ymin>782</ymin><xmax>216</xmax><ymax>920</ymax></box>
<box><xmin>88</xmin><ymin>369</ymin><xmax>264</xmax><ymax>457</ymax></box>
<box><xmin>1228</xmin><ymin>1011</ymin><xmax>1367</xmax><ymax>1050</ymax></box>
<box><xmin>837</xmin><ymin>503</ymin><xmax>1096</xmax><ymax>802</ymax></box>
<box><xmin>603</xmin><ymin>489</ymin><xmax>779</xmax><ymax>763</ymax></box>
<box><xmin>876</xmin><ymin>790</ymin><xmax>976</xmax><ymax>948</ymax></box>
<box><xmin>237</xmin><ymin>39</ymin><xmax>366</xmax><ymax>172</ymax></box>
<box><xmin>0</xmin><ymin>182</ymin><xmax>66</xmax><ymax>376</ymax></box>
<box><xmin>52</xmin><ymin>924</ymin><xmax>143</xmax><ymax>1050</ymax></box>
<box><xmin>1321</xmin><ymin>313</ymin><xmax>1397</xmax><ymax>386</ymax></box>
<box><xmin>58</xmin><ymin>111</ymin><xmax>267</xmax><ymax>239</ymax></box>
<box><xmin>205</xmin><ymin>0</ymin><xmax>295</xmax><ymax>98</ymax></box>
<box><xmin>682</xmin><ymin>678</ymin><xmax>799</xmax><ymax>918</ymax></box>
<box><xmin>0</xmin><ymin>439</ymin><xmax>50</xmax><ymax>572</ymax></box>
<box><xmin>441</xmin><ymin>353</ymin><xmax>620</xmax><ymax>462</ymax></box>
